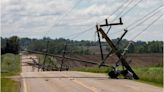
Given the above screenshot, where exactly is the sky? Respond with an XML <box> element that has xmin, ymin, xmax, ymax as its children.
<box><xmin>1</xmin><ymin>0</ymin><xmax>163</xmax><ymax>41</ymax></box>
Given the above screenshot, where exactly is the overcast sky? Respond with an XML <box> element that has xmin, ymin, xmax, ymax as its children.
<box><xmin>1</xmin><ymin>0</ymin><xmax>163</xmax><ymax>41</ymax></box>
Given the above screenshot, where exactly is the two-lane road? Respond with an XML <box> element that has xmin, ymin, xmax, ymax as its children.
<box><xmin>21</xmin><ymin>55</ymin><xmax>163</xmax><ymax>92</ymax></box>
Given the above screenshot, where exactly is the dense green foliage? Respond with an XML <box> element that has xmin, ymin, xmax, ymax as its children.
<box><xmin>19</xmin><ymin>37</ymin><xmax>92</xmax><ymax>55</ymax></box>
<box><xmin>19</xmin><ymin>37</ymin><xmax>163</xmax><ymax>54</ymax></box>
<box><xmin>1</xmin><ymin>36</ymin><xmax>20</xmax><ymax>54</ymax></box>
<box><xmin>110</xmin><ymin>39</ymin><xmax>163</xmax><ymax>53</ymax></box>
<box><xmin>127</xmin><ymin>41</ymin><xmax>163</xmax><ymax>53</ymax></box>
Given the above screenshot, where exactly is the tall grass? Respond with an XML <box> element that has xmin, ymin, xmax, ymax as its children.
<box><xmin>1</xmin><ymin>53</ymin><xmax>20</xmax><ymax>76</ymax></box>
<box><xmin>134</xmin><ymin>67</ymin><xmax>163</xmax><ymax>86</ymax></box>
<box><xmin>1</xmin><ymin>53</ymin><xmax>21</xmax><ymax>92</ymax></box>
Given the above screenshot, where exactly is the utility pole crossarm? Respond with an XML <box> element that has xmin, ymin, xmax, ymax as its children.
<box><xmin>100</xmin><ymin>18</ymin><xmax>123</xmax><ymax>27</ymax></box>
<box><xmin>116</xmin><ymin>29</ymin><xmax>128</xmax><ymax>46</ymax></box>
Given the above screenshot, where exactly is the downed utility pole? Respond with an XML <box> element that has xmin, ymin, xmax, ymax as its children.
<box><xmin>42</xmin><ymin>40</ymin><xmax>49</xmax><ymax>71</ymax></box>
<box><xmin>60</xmin><ymin>43</ymin><xmax>67</xmax><ymax>71</ymax></box>
<box><xmin>98</xmin><ymin>18</ymin><xmax>123</xmax><ymax>67</ymax></box>
<box><xmin>26</xmin><ymin>50</ymin><xmax>110</xmax><ymax>67</ymax></box>
<box><xmin>97</xmin><ymin>18</ymin><xmax>139</xmax><ymax>79</ymax></box>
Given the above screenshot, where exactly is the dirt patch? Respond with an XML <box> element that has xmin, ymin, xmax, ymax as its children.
<box><xmin>61</xmin><ymin>53</ymin><xmax>163</xmax><ymax>68</ymax></box>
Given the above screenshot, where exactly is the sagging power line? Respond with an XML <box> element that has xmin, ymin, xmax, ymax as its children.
<box><xmin>130</xmin><ymin>14</ymin><xmax>163</xmax><ymax>40</ymax></box>
<box><xmin>126</xmin><ymin>6</ymin><xmax>163</xmax><ymax>30</ymax></box>
<box><xmin>23</xmin><ymin>0</ymin><xmax>163</xmax><ymax>81</ymax></box>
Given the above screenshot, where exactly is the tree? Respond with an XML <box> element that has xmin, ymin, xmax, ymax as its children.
<box><xmin>3</xmin><ymin>36</ymin><xmax>20</xmax><ymax>54</ymax></box>
<box><xmin>9</xmin><ymin>36</ymin><xmax>19</xmax><ymax>54</ymax></box>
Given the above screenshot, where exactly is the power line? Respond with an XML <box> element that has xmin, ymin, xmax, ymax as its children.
<box><xmin>64</xmin><ymin>0</ymin><xmax>129</xmax><ymax>40</ymax></box>
<box><xmin>45</xmin><ymin>0</ymin><xmax>83</xmax><ymax>36</ymax></box>
<box><xmin>95</xmin><ymin>1</ymin><xmax>162</xmax><ymax>41</ymax></box>
<box><xmin>49</xmin><ymin>0</ymin><xmax>102</xmax><ymax>40</ymax></box>
<box><xmin>129</xmin><ymin>10</ymin><xmax>162</xmax><ymax>30</ymax></box>
<box><xmin>104</xmin><ymin>0</ymin><xmax>139</xmax><ymax>38</ymax></box>
<box><xmin>118</xmin><ymin>12</ymin><xmax>162</xmax><ymax>53</ymax></box>
<box><xmin>65</xmin><ymin>27</ymin><xmax>92</xmax><ymax>38</ymax></box>
<box><xmin>100</xmin><ymin>0</ymin><xmax>129</xmax><ymax>33</ymax></box>
<box><xmin>105</xmin><ymin>0</ymin><xmax>129</xmax><ymax>21</ymax></box>
<box><xmin>56</xmin><ymin>0</ymin><xmax>84</xmax><ymax>25</ymax></box>
<box><xmin>102</xmin><ymin>0</ymin><xmax>138</xmax><ymax>38</ymax></box>
<box><xmin>53</xmin><ymin>0</ymin><xmax>141</xmax><ymax>41</ymax></box>
<box><xmin>105</xmin><ymin>0</ymin><xmax>161</xmax><ymax>39</ymax></box>
<box><xmin>120</xmin><ymin>0</ymin><xmax>143</xmax><ymax>17</ymax></box>
<box><xmin>111</xmin><ymin>0</ymin><xmax>135</xmax><ymax>22</ymax></box>
<box><xmin>46</xmin><ymin>0</ymin><xmax>134</xmax><ymax>41</ymax></box>
<box><xmin>130</xmin><ymin>14</ymin><xmax>162</xmax><ymax>40</ymax></box>
<box><xmin>123</xmin><ymin>9</ymin><xmax>162</xmax><ymax>39</ymax></box>
<box><xmin>78</xmin><ymin>0</ymin><xmax>129</xmax><ymax>30</ymax></box>
<box><xmin>70</xmin><ymin>27</ymin><xmax>94</xmax><ymax>40</ymax></box>
<box><xmin>108</xmin><ymin>5</ymin><xmax>163</xmax><ymax>41</ymax></box>
<box><xmin>42</xmin><ymin>0</ymin><xmax>83</xmax><ymax>65</ymax></box>
<box><xmin>127</xmin><ymin>5</ymin><xmax>163</xmax><ymax>29</ymax></box>
<box><xmin>110</xmin><ymin>30</ymin><xmax>123</xmax><ymax>35</ymax></box>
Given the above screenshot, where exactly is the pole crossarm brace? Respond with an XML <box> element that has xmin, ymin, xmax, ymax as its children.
<box><xmin>116</xmin><ymin>29</ymin><xmax>128</xmax><ymax>46</ymax></box>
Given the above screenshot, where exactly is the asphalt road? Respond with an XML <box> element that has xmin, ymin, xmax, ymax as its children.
<box><xmin>21</xmin><ymin>55</ymin><xmax>163</xmax><ymax>92</ymax></box>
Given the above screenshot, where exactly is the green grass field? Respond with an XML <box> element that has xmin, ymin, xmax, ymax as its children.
<box><xmin>1</xmin><ymin>53</ymin><xmax>20</xmax><ymax>76</ymax></box>
<box><xmin>73</xmin><ymin>65</ymin><xmax>163</xmax><ymax>87</ymax></box>
<box><xmin>1</xmin><ymin>53</ymin><xmax>21</xmax><ymax>92</ymax></box>
<box><xmin>1</xmin><ymin>78</ymin><xmax>20</xmax><ymax>92</ymax></box>
<box><xmin>73</xmin><ymin>66</ymin><xmax>111</xmax><ymax>73</ymax></box>
<box><xmin>134</xmin><ymin>67</ymin><xmax>163</xmax><ymax>86</ymax></box>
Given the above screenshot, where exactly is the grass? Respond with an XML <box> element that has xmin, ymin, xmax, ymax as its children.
<box><xmin>73</xmin><ymin>65</ymin><xmax>163</xmax><ymax>87</ymax></box>
<box><xmin>1</xmin><ymin>78</ymin><xmax>20</xmax><ymax>92</ymax></box>
<box><xmin>72</xmin><ymin>66</ymin><xmax>110</xmax><ymax>73</ymax></box>
<box><xmin>1</xmin><ymin>53</ymin><xmax>20</xmax><ymax>76</ymax></box>
<box><xmin>1</xmin><ymin>53</ymin><xmax>21</xmax><ymax>92</ymax></box>
<box><xmin>134</xmin><ymin>67</ymin><xmax>163</xmax><ymax>87</ymax></box>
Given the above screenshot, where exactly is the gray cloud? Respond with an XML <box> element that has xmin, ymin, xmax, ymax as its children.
<box><xmin>1</xmin><ymin>0</ymin><xmax>163</xmax><ymax>41</ymax></box>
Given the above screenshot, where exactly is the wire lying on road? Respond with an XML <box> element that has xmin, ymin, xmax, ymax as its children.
<box><xmin>26</xmin><ymin>50</ymin><xmax>110</xmax><ymax>67</ymax></box>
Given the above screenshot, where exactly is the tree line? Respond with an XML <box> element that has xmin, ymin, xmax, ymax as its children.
<box><xmin>1</xmin><ymin>36</ymin><xmax>163</xmax><ymax>55</ymax></box>
<box><xmin>111</xmin><ymin>39</ymin><xmax>163</xmax><ymax>53</ymax></box>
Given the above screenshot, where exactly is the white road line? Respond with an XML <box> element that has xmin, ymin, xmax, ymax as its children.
<box><xmin>21</xmin><ymin>74</ymin><xmax>28</xmax><ymax>92</ymax></box>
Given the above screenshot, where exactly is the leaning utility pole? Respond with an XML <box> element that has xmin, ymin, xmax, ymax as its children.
<box><xmin>96</xmin><ymin>18</ymin><xmax>139</xmax><ymax>79</ymax></box>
